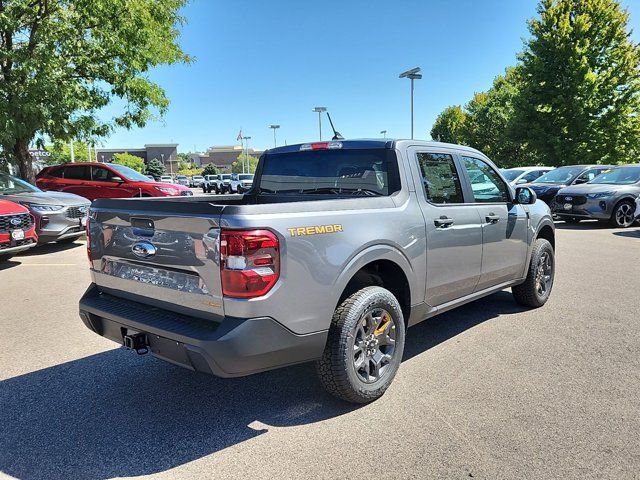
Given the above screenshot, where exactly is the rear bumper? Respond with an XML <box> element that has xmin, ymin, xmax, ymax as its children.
<box><xmin>78</xmin><ymin>284</ymin><xmax>327</xmax><ymax>378</ymax></box>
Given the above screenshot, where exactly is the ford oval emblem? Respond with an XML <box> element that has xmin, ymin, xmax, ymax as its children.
<box><xmin>565</xmin><ymin>196</ymin><xmax>573</xmax><ymax>201</ymax></box>
<box><xmin>10</xmin><ymin>217</ymin><xmax>22</xmax><ymax>226</ymax></box>
<box><xmin>131</xmin><ymin>241</ymin><xmax>157</xmax><ymax>258</ymax></box>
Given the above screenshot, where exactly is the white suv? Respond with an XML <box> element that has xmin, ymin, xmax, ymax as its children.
<box><xmin>230</xmin><ymin>174</ymin><xmax>254</xmax><ymax>193</ymax></box>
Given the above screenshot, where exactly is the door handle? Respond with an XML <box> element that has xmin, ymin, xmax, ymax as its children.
<box><xmin>434</xmin><ymin>216</ymin><xmax>454</xmax><ymax>228</ymax></box>
<box><xmin>486</xmin><ymin>213</ymin><xmax>500</xmax><ymax>224</ymax></box>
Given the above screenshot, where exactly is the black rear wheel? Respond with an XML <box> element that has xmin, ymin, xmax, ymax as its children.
<box><xmin>316</xmin><ymin>286</ymin><xmax>405</xmax><ymax>404</ymax></box>
<box><xmin>0</xmin><ymin>254</ymin><xmax>14</xmax><ymax>262</ymax></box>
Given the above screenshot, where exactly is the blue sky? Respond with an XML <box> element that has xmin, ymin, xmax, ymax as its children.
<box><xmin>102</xmin><ymin>0</ymin><xmax>640</xmax><ymax>152</ymax></box>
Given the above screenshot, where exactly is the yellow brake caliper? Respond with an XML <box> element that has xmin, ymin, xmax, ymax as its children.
<box><xmin>374</xmin><ymin>313</ymin><xmax>391</xmax><ymax>336</ymax></box>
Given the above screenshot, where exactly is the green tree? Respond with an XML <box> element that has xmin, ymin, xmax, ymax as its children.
<box><xmin>464</xmin><ymin>69</ymin><xmax>533</xmax><ymax>168</ymax></box>
<box><xmin>0</xmin><ymin>0</ymin><xmax>191</xmax><ymax>182</ymax></box>
<box><xmin>202</xmin><ymin>163</ymin><xmax>218</xmax><ymax>176</ymax></box>
<box><xmin>112</xmin><ymin>153</ymin><xmax>146</xmax><ymax>173</ymax></box>
<box><xmin>231</xmin><ymin>154</ymin><xmax>258</xmax><ymax>174</ymax></box>
<box><xmin>46</xmin><ymin>140</ymin><xmax>94</xmax><ymax>165</ymax></box>
<box><xmin>515</xmin><ymin>0</ymin><xmax>640</xmax><ymax>165</ymax></box>
<box><xmin>146</xmin><ymin>158</ymin><xmax>165</xmax><ymax>179</ymax></box>
<box><xmin>430</xmin><ymin>106</ymin><xmax>468</xmax><ymax>144</ymax></box>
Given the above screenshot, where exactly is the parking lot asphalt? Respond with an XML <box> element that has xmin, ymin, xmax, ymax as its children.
<box><xmin>1</xmin><ymin>223</ymin><xmax>639</xmax><ymax>480</ymax></box>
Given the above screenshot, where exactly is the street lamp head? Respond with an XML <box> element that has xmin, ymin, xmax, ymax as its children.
<box><xmin>269</xmin><ymin>124</ymin><xmax>280</xmax><ymax>129</ymax></box>
<box><xmin>312</xmin><ymin>107</ymin><xmax>327</xmax><ymax>113</ymax></box>
<box><xmin>399</xmin><ymin>67</ymin><xmax>421</xmax><ymax>78</ymax></box>
<box><xmin>380</xmin><ymin>130</ymin><xmax>387</xmax><ymax>134</ymax></box>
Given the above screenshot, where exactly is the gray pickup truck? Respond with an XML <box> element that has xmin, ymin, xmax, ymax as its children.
<box><xmin>80</xmin><ymin>140</ymin><xmax>555</xmax><ymax>403</ymax></box>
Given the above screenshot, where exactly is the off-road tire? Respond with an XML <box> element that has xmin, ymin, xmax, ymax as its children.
<box><xmin>512</xmin><ymin>238</ymin><xmax>554</xmax><ymax>308</ymax></box>
<box><xmin>316</xmin><ymin>286</ymin><xmax>405</xmax><ymax>404</ymax></box>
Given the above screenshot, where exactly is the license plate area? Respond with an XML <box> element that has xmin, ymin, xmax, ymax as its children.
<box><xmin>11</xmin><ymin>229</ymin><xmax>24</xmax><ymax>241</ymax></box>
<box><xmin>102</xmin><ymin>259</ymin><xmax>210</xmax><ymax>295</ymax></box>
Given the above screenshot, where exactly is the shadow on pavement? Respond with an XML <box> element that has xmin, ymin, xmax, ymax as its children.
<box><xmin>0</xmin><ymin>291</ymin><xmax>523</xmax><ymax>480</ymax></box>
<box><xmin>612</xmin><ymin>228</ymin><xmax>640</xmax><ymax>238</ymax></box>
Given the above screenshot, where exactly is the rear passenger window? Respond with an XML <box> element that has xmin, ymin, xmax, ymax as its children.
<box><xmin>63</xmin><ymin>166</ymin><xmax>90</xmax><ymax>180</ymax></box>
<box><xmin>417</xmin><ymin>153</ymin><xmax>464</xmax><ymax>204</ymax></box>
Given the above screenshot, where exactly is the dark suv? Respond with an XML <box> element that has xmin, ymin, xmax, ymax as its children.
<box><xmin>36</xmin><ymin>162</ymin><xmax>192</xmax><ymax>200</ymax></box>
<box><xmin>522</xmin><ymin>165</ymin><xmax>614</xmax><ymax>206</ymax></box>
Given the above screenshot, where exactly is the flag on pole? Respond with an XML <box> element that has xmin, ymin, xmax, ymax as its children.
<box><xmin>237</xmin><ymin>129</ymin><xmax>243</xmax><ymax>141</ymax></box>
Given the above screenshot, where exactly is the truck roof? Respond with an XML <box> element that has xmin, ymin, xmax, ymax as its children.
<box><xmin>265</xmin><ymin>139</ymin><xmax>487</xmax><ymax>157</ymax></box>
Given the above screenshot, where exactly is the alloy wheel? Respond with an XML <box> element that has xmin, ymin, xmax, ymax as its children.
<box><xmin>352</xmin><ymin>308</ymin><xmax>396</xmax><ymax>383</ymax></box>
<box><xmin>535</xmin><ymin>251</ymin><xmax>553</xmax><ymax>297</ymax></box>
<box><xmin>615</xmin><ymin>203</ymin><xmax>635</xmax><ymax>227</ymax></box>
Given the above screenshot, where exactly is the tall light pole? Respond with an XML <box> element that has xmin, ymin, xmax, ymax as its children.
<box><xmin>399</xmin><ymin>67</ymin><xmax>422</xmax><ymax>139</ymax></box>
<box><xmin>312</xmin><ymin>107</ymin><xmax>327</xmax><ymax>140</ymax></box>
<box><xmin>242</xmin><ymin>136</ymin><xmax>251</xmax><ymax>173</ymax></box>
<box><xmin>269</xmin><ymin>124</ymin><xmax>280</xmax><ymax>148</ymax></box>
<box><xmin>380</xmin><ymin>130</ymin><xmax>387</xmax><ymax>139</ymax></box>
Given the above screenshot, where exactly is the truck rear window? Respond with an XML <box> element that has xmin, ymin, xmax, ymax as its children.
<box><xmin>259</xmin><ymin>149</ymin><xmax>400</xmax><ymax>196</ymax></box>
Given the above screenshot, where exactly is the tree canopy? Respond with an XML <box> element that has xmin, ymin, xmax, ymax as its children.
<box><xmin>431</xmin><ymin>0</ymin><xmax>640</xmax><ymax>167</ymax></box>
<box><xmin>146</xmin><ymin>158</ymin><xmax>165</xmax><ymax>179</ymax></box>
<box><xmin>430</xmin><ymin>106</ymin><xmax>467</xmax><ymax>144</ymax></box>
<box><xmin>516</xmin><ymin>0</ymin><xmax>640</xmax><ymax>165</ymax></box>
<box><xmin>0</xmin><ymin>0</ymin><xmax>190</xmax><ymax>181</ymax></box>
<box><xmin>202</xmin><ymin>163</ymin><xmax>219</xmax><ymax>176</ymax></box>
<box><xmin>112</xmin><ymin>153</ymin><xmax>146</xmax><ymax>173</ymax></box>
<box><xmin>232</xmin><ymin>154</ymin><xmax>258</xmax><ymax>174</ymax></box>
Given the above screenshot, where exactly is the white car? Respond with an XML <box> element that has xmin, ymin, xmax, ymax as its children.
<box><xmin>202</xmin><ymin>175</ymin><xmax>219</xmax><ymax>193</ymax></box>
<box><xmin>191</xmin><ymin>175</ymin><xmax>205</xmax><ymax>188</ymax></box>
<box><xmin>230</xmin><ymin>174</ymin><xmax>254</xmax><ymax>193</ymax></box>
<box><xmin>502</xmin><ymin>166</ymin><xmax>554</xmax><ymax>186</ymax></box>
<box><xmin>159</xmin><ymin>175</ymin><xmax>173</xmax><ymax>183</ymax></box>
<box><xmin>635</xmin><ymin>194</ymin><xmax>640</xmax><ymax>222</ymax></box>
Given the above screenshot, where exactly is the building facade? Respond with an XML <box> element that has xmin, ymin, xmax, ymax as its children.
<box><xmin>95</xmin><ymin>144</ymin><xmax>179</xmax><ymax>173</ymax></box>
<box><xmin>194</xmin><ymin>145</ymin><xmax>264</xmax><ymax>172</ymax></box>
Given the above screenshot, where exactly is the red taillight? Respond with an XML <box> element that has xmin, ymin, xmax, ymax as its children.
<box><xmin>220</xmin><ymin>229</ymin><xmax>280</xmax><ymax>298</ymax></box>
<box><xmin>300</xmin><ymin>141</ymin><xmax>343</xmax><ymax>151</ymax></box>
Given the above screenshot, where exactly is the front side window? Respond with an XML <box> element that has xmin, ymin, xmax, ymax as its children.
<box><xmin>417</xmin><ymin>152</ymin><xmax>464</xmax><ymax>204</ymax></box>
<box><xmin>502</xmin><ymin>169</ymin><xmax>524</xmax><ymax>181</ymax></box>
<box><xmin>91</xmin><ymin>166</ymin><xmax>114</xmax><ymax>182</ymax></box>
<box><xmin>521</xmin><ymin>170</ymin><xmax>542</xmax><ymax>183</ymax></box>
<box><xmin>462</xmin><ymin>156</ymin><xmax>509</xmax><ymax>203</ymax></box>
<box><xmin>575</xmin><ymin>168</ymin><xmax>609</xmax><ymax>184</ymax></box>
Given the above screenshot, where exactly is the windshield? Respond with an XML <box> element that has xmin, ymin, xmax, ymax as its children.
<box><xmin>0</xmin><ymin>172</ymin><xmax>41</xmax><ymax>194</ymax></box>
<box><xmin>502</xmin><ymin>169</ymin><xmax>524</xmax><ymax>181</ymax></box>
<box><xmin>109</xmin><ymin>164</ymin><xmax>153</xmax><ymax>182</ymax></box>
<box><xmin>533</xmin><ymin>167</ymin><xmax>584</xmax><ymax>184</ymax></box>
<box><xmin>177</xmin><ymin>176</ymin><xmax>187</xmax><ymax>180</ymax></box>
<box><xmin>239</xmin><ymin>174</ymin><xmax>253</xmax><ymax>180</ymax></box>
<box><xmin>589</xmin><ymin>167</ymin><xmax>640</xmax><ymax>185</ymax></box>
<box><xmin>193</xmin><ymin>176</ymin><xmax>203</xmax><ymax>179</ymax></box>
<box><xmin>222</xmin><ymin>174</ymin><xmax>231</xmax><ymax>180</ymax></box>
<box><xmin>259</xmin><ymin>148</ymin><xmax>399</xmax><ymax>196</ymax></box>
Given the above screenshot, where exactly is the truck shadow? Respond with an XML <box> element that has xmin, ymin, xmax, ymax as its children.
<box><xmin>0</xmin><ymin>291</ymin><xmax>521</xmax><ymax>480</ymax></box>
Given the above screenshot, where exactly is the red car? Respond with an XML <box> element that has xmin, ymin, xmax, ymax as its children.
<box><xmin>0</xmin><ymin>199</ymin><xmax>38</xmax><ymax>261</ymax></box>
<box><xmin>36</xmin><ymin>162</ymin><xmax>193</xmax><ymax>200</ymax></box>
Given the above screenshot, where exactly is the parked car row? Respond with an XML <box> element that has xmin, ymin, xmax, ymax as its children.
<box><xmin>202</xmin><ymin>173</ymin><xmax>254</xmax><ymax>194</ymax></box>
<box><xmin>503</xmin><ymin>164</ymin><xmax>640</xmax><ymax>228</ymax></box>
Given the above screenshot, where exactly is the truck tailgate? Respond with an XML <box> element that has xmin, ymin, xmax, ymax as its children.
<box><xmin>88</xmin><ymin>199</ymin><xmax>225</xmax><ymax>321</ymax></box>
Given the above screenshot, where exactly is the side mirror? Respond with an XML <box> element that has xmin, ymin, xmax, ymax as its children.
<box><xmin>515</xmin><ymin>186</ymin><xmax>537</xmax><ymax>205</ymax></box>
<box><xmin>111</xmin><ymin>176</ymin><xmax>124</xmax><ymax>183</ymax></box>
<box><xmin>516</xmin><ymin>178</ymin><xmax>528</xmax><ymax>185</ymax></box>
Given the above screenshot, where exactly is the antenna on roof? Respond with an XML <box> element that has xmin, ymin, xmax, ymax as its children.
<box><xmin>326</xmin><ymin>112</ymin><xmax>344</xmax><ymax>141</ymax></box>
